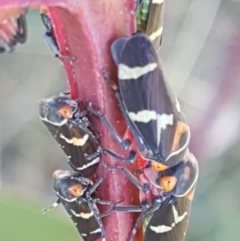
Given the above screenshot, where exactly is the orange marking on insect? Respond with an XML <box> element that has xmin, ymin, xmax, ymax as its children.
<box><xmin>69</xmin><ymin>184</ymin><xmax>83</xmax><ymax>197</ymax></box>
<box><xmin>171</xmin><ymin>121</ymin><xmax>189</xmax><ymax>152</ymax></box>
<box><xmin>59</xmin><ymin>105</ymin><xmax>73</xmax><ymax>119</ymax></box>
<box><xmin>160</xmin><ymin>176</ymin><xmax>178</xmax><ymax>192</ymax></box>
<box><xmin>151</xmin><ymin>161</ymin><xmax>168</xmax><ymax>171</ymax></box>
<box><xmin>40</xmin><ymin>6</ymin><xmax>48</xmax><ymax>14</ymax></box>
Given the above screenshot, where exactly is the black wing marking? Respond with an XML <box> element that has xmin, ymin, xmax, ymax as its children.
<box><xmin>118</xmin><ymin>34</ymin><xmax>189</xmax><ymax>165</ymax></box>
<box><xmin>43</xmin><ymin>120</ymin><xmax>99</xmax><ymax>177</ymax></box>
<box><xmin>144</xmin><ymin>195</ymin><xmax>192</xmax><ymax>241</ymax></box>
<box><xmin>63</xmin><ymin>200</ymin><xmax>101</xmax><ymax>241</ymax></box>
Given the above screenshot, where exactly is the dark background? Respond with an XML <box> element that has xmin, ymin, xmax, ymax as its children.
<box><xmin>0</xmin><ymin>1</ymin><xmax>240</xmax><ymax>240</ymax></box>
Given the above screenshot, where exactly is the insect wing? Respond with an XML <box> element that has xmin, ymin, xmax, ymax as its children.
<box><xmin>62</xmin><ymin>199</ymin><xmax>101</xmax><ymax>241</ymax></box>
<box><xmin>118</xmin><ymin>34</ymin><xmax>189</xmax><ymax>165</ymax></box>
<box><xmin>144</xmin><ymin>195</ymin><xmax>192</xmax><ymax>241</ymax></box>
<box><xmin>111</xmin><ymin>37</ymin><xmax>128</xmax><ymax>65</ymax></box>
<box><xmin>54</xmin><ymin>170</ymin><xmax>101</xmax><ymax>241</ymax></box>
<box><xmin>43</xmin><ymin>120</ymin><xmax>99</xmax><ymax>177</ymax></box>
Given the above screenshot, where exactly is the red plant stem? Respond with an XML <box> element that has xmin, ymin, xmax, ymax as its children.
<box><xmin>0</xmin><ymin>1</ymin><xmax>143</xmax><ymax>240</ymax></box>
<box><xmin>48</xmin><ymin>4</ymin><xmax>141</xmax><ymax>241</ymax></box>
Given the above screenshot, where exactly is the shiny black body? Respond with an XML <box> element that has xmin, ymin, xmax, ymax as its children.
<box><xmin>144</xmin><ymin>195</ymin><xmax>192</xmax><ymax>241</ymax></box>
<box><xmin>141</xmin><ymin>152</ymin><xmax>198</xmax><ymax>241</ymax></box>
<box><xmin>107</xmin><ymin>34</ymin><xmax>198</xmax><ymax>240</ymax></box>
<box><xmin>43</xmin><ymin>170</ymin><xmax>120</xmax><ymax>241</ymax></box>
<box><xmin>39</xmin><ymin>96</ymin><xmax>100</xmax><ymax>177</ymax></box>
<box><xmin>109</xmin><ymin>34</ymin><xmax>190</xmax><ymax>167</ymax></box>
<box><xmin>114</xmin><ymin>151</ymin><xmax>198</xmax><ymax>241</ymax></box>
<box><xmin>39</xmin><ymin>95</ymin><xmax>137</xmax><ymax>177</ymax></box>
<box><xmin>55</xmin><ymin>171</ymin><xmax>100</xmax><ymax>241</ymax></box>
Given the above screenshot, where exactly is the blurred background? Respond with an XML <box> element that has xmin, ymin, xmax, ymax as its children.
<box><xmin>0</xmin><ymin>1</ymin><xmax>240</xmax><ymax>240</ymax></box>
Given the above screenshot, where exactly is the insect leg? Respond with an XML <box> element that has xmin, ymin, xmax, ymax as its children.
<box><xmin>42</xmin><ymin>198</ymin><xmax>61</xmax><ymax>214</ymax></box>
<box><xmin>84</xmin><ymin>151</ymin><xmax>101</xmax><ymax>161</ymax></box>
<box><xmin>103</xmin><ymin>69</ymin><xmax>148</xmax><ymax>153</ymax></box>
<box><xmin>87</xmin><ymin>102</ymin><xmax>131</xmax><ymax>149</ymax></box>
<box><xmin>95</xmin><ymin>196</ymin><xmax>124</xmax><ymax>206</ymax></box>
<box><xmin>87</xmin><ymin>199</ymin><xmax>106</xmax><ymax>241</ymax></box>
<box><xmin>99</xmin><ymin>208</ymin><xmax>115</xmax><ymax>218</ymax></box>
<box><xmin>41</xmin><ymin>12</ymin><xmax>74</xmax><ymax>61</ymax></box>
<box><xmin>101</xmin><ymin>148</ymin><xmax>137</xmax><ymax>164</ymax></box>
<box><xmin>86</xmin><ymin>172</ymin><xmax>112</xmax><ymax>197</ymax></box>
<box><xmin>43</xmin><ymin>33</ymin><xmax>74</xmax><ymax>61</ymax></box>
<box><xmin>126</xmin><ymin>200</ymin><xmax>162</xmax><ymax>241</ymax></box>
<box><xmin>105</xmin><ymin>164</ymin><xmax>149</xmax><ymax>193</ymax></box>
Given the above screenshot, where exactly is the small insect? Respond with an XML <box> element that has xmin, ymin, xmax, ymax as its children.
<box><xmin>39</xmin><ymin>94</ymin><xmax>145</xmax><ymax>182</ymax></box>
<box><xmin>113</xmin><ymin>150</ymin><xmax>198</xmax><ymax>241</ymax></box>
<box><xmin>43</xmin><ymin>170</ymin><xmax>123</xmax><ymax>241</ymax></box>
<box><xmin>136</xmin><ymin>0</ymin><xmax>164</xmax><ymax>51</ymax></box>
<box><xmin>40</xmin><ymin>7</ymin><xmax>73</xmax><ymax>60</ymax></box>
<box><xmin>0</xmin><ymin>7</ymin><xmax>27</xmax><ymax>53</ymax></box>
<box><xmin>107</xmin><ymin>33</ymin><xmax>190</xmax><ymax>168</ymax></box>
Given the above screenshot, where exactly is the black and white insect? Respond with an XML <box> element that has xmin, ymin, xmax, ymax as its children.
<box><xmin>136</xmin><ymin>0</ymin><xmax>165</xmax><ymax>51</ymax></box>
<box><xmin>40</xmin><ymin>7</ymin><xmax>73</xmax><ymax>60</ymax></box>
<box><xmin>113</xmin><ymin>150</ymin><xmax>198</xmax><ymax>241</ymax></box>
<box><xmin>43</xmin><ymin>170</ymin><xmax>122</xmax><ymax>241</ymax></box>
<box><xmin>140</xmin><ymin>151</ymin><xmax>198</xmax><ymax>241</ymax></box>
<box><xmin>0</xmin><ymin>7</ymin><xmax>27</xmax><ymax>53</ymax></box>
<box><xmin>143</xmin><ymin>193</ymin><xmax>194</xmax><ymax>241</ymax></box>
<box><xmin>106</xmin><ymin>33</ymin><xmax>190</xmax><ymax>168</ymax></box>
<box><xmin>86</xmin><ymin>33</ymin><xmax>197</xmax><ymax>240</ymax></box>
<box><xmin>39</xmin><ymin>95</ymin><xmax>143</xmax><ymax>180</ymax></box>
